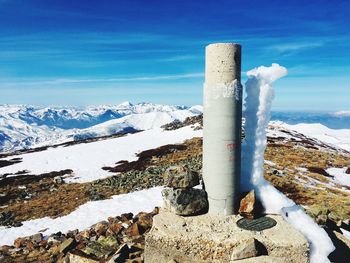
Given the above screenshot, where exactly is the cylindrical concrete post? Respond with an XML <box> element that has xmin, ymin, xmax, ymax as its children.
<box><xmin>203</xmin><ymin>43</ymin><xmax>242</xmax><ymax>215</ymax></box>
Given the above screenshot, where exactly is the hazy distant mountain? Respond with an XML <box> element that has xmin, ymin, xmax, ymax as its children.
<box><xmin>271</xmin><ymin>111</ymin><xmax>350</xmax><ymax>129</ymax></box>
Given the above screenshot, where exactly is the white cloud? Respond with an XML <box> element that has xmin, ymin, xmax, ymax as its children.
<box><xmin>0</xmin><ymin>72</ymin><xmax>204</xmax><ymax>86</ymax></box>
<box><xmin>270</xmin><ymin>42</ymin><xmax>324</xmax><ymax>52</ymax></box>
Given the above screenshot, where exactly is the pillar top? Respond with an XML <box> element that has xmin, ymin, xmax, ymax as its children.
<box><xmin>206</xmin><ymin>42</ymin><xmax>241</xmax><ymax>48</ymax></box>
<box><xmin>205</xmin><ymin>42</ymin><xmax>242</xmax><ymax>85</ymax></box>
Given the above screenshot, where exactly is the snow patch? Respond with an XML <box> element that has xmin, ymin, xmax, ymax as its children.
<box><xmin>0</xmin><ymin>187</ymin><xmax>163</xmax><ymax>246</ymax></box>
<box><xmin>326</xmin><ymin>167</ymin><xmax>350</xmax><ymax>187</ymax></box>
<box><xmin>0</xmin><ymin>126</ymin><xmax>202</xmax><ymax>183</ymax></box>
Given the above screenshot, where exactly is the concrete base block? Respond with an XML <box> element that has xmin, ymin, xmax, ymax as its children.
<box><xmin>145</xmin><ymin>211</ymin><xmax>309</xmax><ymax>263</ymax></box>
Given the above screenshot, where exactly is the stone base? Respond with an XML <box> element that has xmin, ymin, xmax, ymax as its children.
<box><xmin>145</xmin><ymin>211</ymin><xmax>309</xmax><ymax>263</ymax></box>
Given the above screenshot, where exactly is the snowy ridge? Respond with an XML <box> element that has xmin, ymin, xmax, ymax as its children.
<box><xmin>0</xmin><ymin>102</ymin><xmax>200</xmax><ymax>152</ymax></box>
<box><xmin>277</xmin><ymin>122</ymin><xmax>350</xmax><ymax>152</ymax></box>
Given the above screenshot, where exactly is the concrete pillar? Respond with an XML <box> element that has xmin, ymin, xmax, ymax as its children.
<box><xmin>203</xmin><ymin>43</ymin><xmax>242</xmax><ymax>215</ymax></box>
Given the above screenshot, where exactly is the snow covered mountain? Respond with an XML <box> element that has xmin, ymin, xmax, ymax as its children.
<box><xmin>0</xmin><ymin>102</ymin><xmax>202</xmax><ymax>152</ymax></box>
<box><xmin>1</xmin><ymin>102</ymin><xmax>349</xmax><ymax>154</ymax></box>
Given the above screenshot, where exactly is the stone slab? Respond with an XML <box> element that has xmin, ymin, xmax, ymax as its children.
<box><xmin>145</xmin><ymin>211</ymin><xmax>309</xmax><ymax>263</ymax></box>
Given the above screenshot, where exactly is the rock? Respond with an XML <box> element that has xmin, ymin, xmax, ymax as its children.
<box><xmin>164</xmin><ymin>165</ymin><xmax>200</xmax><ymax>188</ymax></box>
<box><xmin>135</xmin><ymin>212</ymin><xmax>153</xmax><ymax>234</ymax></box>
<box><xmin>30</xmin><ymin>233</ymin><xmax>43</xmax><ymax>244</ymax></box>
<box><xmin>125</xmin><ymin>223</ymin><xmax>140</xmax><ymax>237</ymax></box>
<box><xmin>93</xmin><ymin>221</ymin><xmax>109</xmax><ymax>236</ymax></box>
<box><xmin>119</xmin><ymin>212</ymin><xmax>134</xmax><ymax>222</ymax></box>
<box><xmin>59</xmin><ymin>238</ymin><xmax>76</xmax><ymax>254</ymax></box>
<box><xmin>83</xmin><ymin>242</ymin><xmax>114</xmax><ymax>259</ymax></box>
<box><xmin>162</xmin><ymin>188</ymin><xmax>208</xmax><ymax>216</ymax></box>
<box><xmin>53</xmin><ymin>176</ymin><xmax>64</xmax><ymax>184</ymax></box>
<box><xmin>0</xmin><ymin>245</ymin><xmax>11</xmax><ymax>253</ymax></box>
<box><xmin>108</xmin><ymin>222</ymin><xmax>123</xmax><ymax>235</ymax></box>
<box><xmin>107</xmin><ymin>216</ymin><xmax>117</xmax><ymax>223</ymax></box>
<box><xmin>14</xmin><ymin>237</ymin><xmax>27</xmax><ymax>248</ymax></box>
<box><xmin>26</xmin><ymin>241</ymin><xmax>35</xmax><ymax>251</ymax></box>
<box><xmin>48</xmin><ymin>233</ymin><xmax>64</xmax><ymax>245</ymax></box>
<box><xmin>76</xmin><ymin>241</ymin><xmax>87</xmax><ymax>250</ymax></box>
<box><xmin>230</xmin><ymin>238</ymin><xmax>258</xmax><ymax>260</ymax></box>
<box><xmin>97</xmin><ymin>235</ymin><xmax>119</xmax><ymax>251</ymax></box>
<box><xmin>67</xmin><ymin>229</ymin><xmax>79</xmax><ymax>238</ymax></box>
<box><xmin>82</xmin><ymin>236</ymin><xmax>118</xmax><ymax>259</ymax></box>
<box><xmin>345</xmin><ymin>167</ymin><xmax>350</xmax><ymax>174</ymax></box>
<box><xmin>239</xmin><ymin>190</ymin><xmax>256</xmax><ymax>219</ymax></box>
<box><xmin>76</xmin><ymin>229</ymin><xmax>91</xmax><ymax>242</ymax></box>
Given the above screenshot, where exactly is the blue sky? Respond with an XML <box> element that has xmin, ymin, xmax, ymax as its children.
<box><xmin>0</xmin><ymin>0</ymin><xmax>349</xmax><ymax>110</ymax></box>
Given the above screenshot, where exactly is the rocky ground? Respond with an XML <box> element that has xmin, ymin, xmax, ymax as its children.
<box><xmin>0</xmin><ymin>115</ymin><xmax>349</xmax><ymax>262</ymax></box>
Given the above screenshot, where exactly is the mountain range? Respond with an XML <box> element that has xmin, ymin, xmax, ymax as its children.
<box><xmin>1</xmin><ymin>102</ymin><xmax>349</xmax><ymax>153</ymax></box>
<box><xmin>0</xmin><ymin>102</ymin><xmax>202</xmax><ymax>152</ymax></box>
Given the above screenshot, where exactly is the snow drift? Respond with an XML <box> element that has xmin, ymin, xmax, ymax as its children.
<box><xmin>241</xmin><ymin>63</ymin><xmax>334</xmax><ymax>263</ymax></box>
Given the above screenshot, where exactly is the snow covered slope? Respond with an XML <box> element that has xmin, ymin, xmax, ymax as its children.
<box><xmin>0</xmin><ymin>102</ymin><xmax>200</xmax><ymax>152</ymax></box>
<box><xmin>278</xmin><ymin>122</ymin><xmax>350</xmax><ymax>151</ymax></box>
<box><xmin>0</xmin><ymin>126</ymin><xmax>202</xmax><ymax>183</ymax></box>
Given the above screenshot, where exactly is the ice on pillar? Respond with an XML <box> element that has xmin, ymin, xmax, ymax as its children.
<box><xmin>203</xmin><ymin>43</ymin><xmax>242</xmax><ymax>215</ymax></box>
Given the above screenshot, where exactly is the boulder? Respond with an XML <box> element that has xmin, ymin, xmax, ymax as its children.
<box><xmin>345</xmin><ymin>167</ymin><xmax>350</xmax><ymax>174</ymax></box>
<box><xmin>162</xmin><ymin>188</ymin><xmax>208</xmax><ymax>216</ymax></box>
<box><xmin>239</xmin><ymin>190</ymin><xmax>256</xmax><ymax>219</ymax></box>
<box><xmin>164</xmin><ymin>165</ymin><xmax>200</xmax><ymax>188</ymax></box>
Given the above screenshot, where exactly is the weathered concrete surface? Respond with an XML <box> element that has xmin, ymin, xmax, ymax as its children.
<box><xmin>203</xmin><ymin>43</ymin><xmax>242</xmax><ymax>215</ymax></box>
<box><xmin>145</xmin><ymin>211</ymin><xmax>309</xmax><ymax>263</ymax></box>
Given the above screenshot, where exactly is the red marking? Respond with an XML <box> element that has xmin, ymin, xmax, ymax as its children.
<box><xmin>226</xmin><ymin>143</ymin><xmax>236</xmax><ymax>152</ymax></box>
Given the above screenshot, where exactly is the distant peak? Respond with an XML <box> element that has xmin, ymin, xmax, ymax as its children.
<box><xmin>118</xmin><ymin>101</ymin><xmax>134</xmax><ymax>108</ymax></box>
